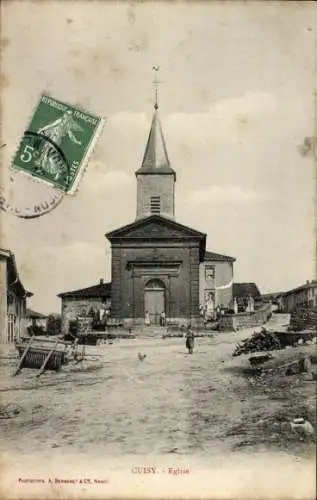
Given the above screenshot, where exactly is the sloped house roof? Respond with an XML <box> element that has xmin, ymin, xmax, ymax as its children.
<box><xmin>58</xmin><ymin>280</ymin><xmax>111</xmax><ymax>299</ymax></box>
<box><xmin>283</xmin><ymin>280</ymin><xmax>317</xmax><ymax>297</ymax></box>
<box><xmin>0</xmin><ymin>248</ymin><xmax>33</xmax><ymax>298</ymax></box>
<box><xmin>26</xmin><ymin>308</ymin><xmax>47</xmax><ymax>319</ymax></box>
<box><xmin>204</xmin><ymin>251</ymin><xmax>236</xmax><ymax>263</ymax></box>
<box><xmin>233</xmin><ymin>282</ymin><xmax>261</xmax><ymax>299</ymax></box>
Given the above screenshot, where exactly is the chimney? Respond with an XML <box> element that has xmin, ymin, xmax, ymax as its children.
<box><xmin>99</xmin><ymin>278</ymin><xmax>104</xmax><ymax>285</ymax></box>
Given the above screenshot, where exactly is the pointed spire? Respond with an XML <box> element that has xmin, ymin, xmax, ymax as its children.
<box><xmin>135</xmin><ymin>68</ymin><xmax>176</xmax><ymax>179</ymax></box>
<box><xmin>141</xmin><ymin>107</ymin><xmax>172</xmax><ymax>170</ymax></box>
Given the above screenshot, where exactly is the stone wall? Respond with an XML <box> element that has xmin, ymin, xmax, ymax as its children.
<box><xmin>61</xmin><ymin>297</ymin><xmax>109</xmax><ymax>334</ymax></box>
<box><xmin>218</xmin><ymin>303</ymin><xmax>272</xmax><ymax>332</ymax></box>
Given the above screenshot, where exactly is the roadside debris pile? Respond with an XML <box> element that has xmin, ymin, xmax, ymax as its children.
<box><xmin>248</xmin><ymin>353</ymin><xmax>273</xmax><ymax>366</ymax></box>
<box><xmin>233</xmin><ymin>328</ymin><xmax>281</xmax><ymax>356</ymax></box>
<box><xmin>290</xmin><ymin>417</ymin><xmax>315</xmax><ymax>437</ymax></box>
<box><xmin>0</xmin><ymin>404</ymin><xmax>21</xmax><ymax>420</ymax></box>
<box><xmin>289</xmin><ymin>306</ymin><xmax>317</xmax><ymax>332</ymax></box>
<box><xmin>228</xmin><ymin>410</ymin><xmax>316</xmax><ymax>451</ymax></box>
<box><xmin>285</xmin><ymin>354</ymin><xmax>316</xmax><ymax>379</ymax></box>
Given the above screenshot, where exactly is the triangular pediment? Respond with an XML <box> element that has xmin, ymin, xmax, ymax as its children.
<box><xmin>106</xmin><ymin>215</ymin><xmax>206</xmax><ymax>241</ymax></box>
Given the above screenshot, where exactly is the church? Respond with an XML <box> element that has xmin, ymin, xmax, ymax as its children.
<box><xmin>58</xmin><ymin>99</ymin><xmax>236</xmax><ymax>332</ymax></box>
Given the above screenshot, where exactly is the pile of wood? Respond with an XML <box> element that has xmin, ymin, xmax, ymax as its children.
<box><xmin>233</xmin><ymin>328</ymin><xmax>281</xmax><ymax>357</ymax></box>
<box><xmin>289</xmin><ymin>307</ymin><xmax>317</xmax><ymax>332</ymax></box>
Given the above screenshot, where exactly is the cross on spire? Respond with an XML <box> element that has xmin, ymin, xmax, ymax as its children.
<box><xmin>152</xmin><ymin>66</ymin><xmax>160</xmax><ymax>109</ymax></box>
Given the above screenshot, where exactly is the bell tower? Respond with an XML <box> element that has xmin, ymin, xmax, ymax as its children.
<box><xmin>135</xmin><ymin>67</ymin><xmax>176</xmax><ymax>220</ymax></box>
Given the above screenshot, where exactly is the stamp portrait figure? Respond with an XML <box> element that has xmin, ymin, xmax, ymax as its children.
<box><xmin>36</xmin><ymin>110</ymin><xmax>84</xmax><ymax>181</ymax></box>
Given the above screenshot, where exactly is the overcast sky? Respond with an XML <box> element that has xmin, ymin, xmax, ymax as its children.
<box><xmin>1</xmin><ymin>1</ymin><xmax>316</xmax><ymax>314</ymax></box>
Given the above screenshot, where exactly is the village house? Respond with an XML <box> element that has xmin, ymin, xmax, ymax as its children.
<box><xmin>282</xmin><ymin>280</ymin><xmax>317</xmax><ymax>313</ymax></box>
<box><xmin>0</xmin><ymin>249</ymin><xmax>32</xmax><ymax>343</ymax></box>
<box><xmin>58</xmin><ymin>99</ymin><xmax>237</xmax><ymax>332</ymax></box>
<box><xmin>26</xmin><ymin>309</ymin><xmax>48</xmax><ymax>334</ymax></box>
<box><xmin>233</xmin><ymin>282</ymin><xmax>261</xmax><ymax>311</ymax></box>
<box><xmin>200</xmin><ymin>251</ymin><xmax>235</xmax><ymax>319</ymax></box>
<box><xmin>58</xmin><ymin>280</ymin><xmax>111</xmax><ymax>335</ymax></box>
<box><xmin>261</xmin><ymin>281</ymin><xmax>317</xmax><ymax>314</ymax></box>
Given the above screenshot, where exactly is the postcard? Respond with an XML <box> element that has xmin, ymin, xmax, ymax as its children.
<box><xmin>0</xmin><ymin>1</ymin><xmax>316</xmax><ymax>499</ymax></box>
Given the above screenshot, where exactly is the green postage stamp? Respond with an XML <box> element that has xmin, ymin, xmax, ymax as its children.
<box><xmin>12</xmin><ymin>94</ymin><xmax>105</xmax><ymax>194</ymax></box>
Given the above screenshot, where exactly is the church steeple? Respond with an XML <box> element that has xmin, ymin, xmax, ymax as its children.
<box><xmin>135</xmin><ymin>106</ymin><xmax>176</xmax><ymax>178</ymax></box>
<box><xmin>135</xmin><ymin>67</ymin><xmax>176</xmax><ymax>221</ymax></box>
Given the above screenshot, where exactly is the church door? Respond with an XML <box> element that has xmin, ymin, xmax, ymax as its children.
<box><xmin>144</xmin><ymin>279</ymin><xmax>165</xmax><ymax>326</ymax></box>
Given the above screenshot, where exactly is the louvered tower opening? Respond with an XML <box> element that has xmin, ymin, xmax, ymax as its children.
<box><xmin>150</xmin><ymin>196</ymin><xmax>161</xmax><ymax>214</ymax></box>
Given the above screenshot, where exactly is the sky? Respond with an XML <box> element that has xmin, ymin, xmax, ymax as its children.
<box><xmin>1</xmin><ymin>0</ymin><xmax>316</xmax><ymax>314</ymax></box>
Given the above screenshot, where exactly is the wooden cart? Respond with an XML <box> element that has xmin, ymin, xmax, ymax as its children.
<box><xmin>13</xmin><ymin>336</ymin><xmax>84</xmax><ymax>378</ymax></box>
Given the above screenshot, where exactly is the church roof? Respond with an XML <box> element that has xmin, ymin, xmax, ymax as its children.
<box><xmin>135</xmin><ymin>106</ymin><xmax>176</xmax><ymax>180</ymax></box>
<box><xmin>106</xmin><ymin>214</ymin><xmax>206</xmax><ymax>239</ymax></box>
<box><xmin>58</xmin><ymin>280</ymin><xmax>111</xmax><ymax>299</ymax></box>
<box><xmin>204</xmin><ymin>250</ymin><xmax>236</xmax><ymax>262</ymax></box>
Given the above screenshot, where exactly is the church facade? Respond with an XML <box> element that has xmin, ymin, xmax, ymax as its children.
<box><xmin>58</xmin><ymin>102</ymin><xmax>236</xmax><ymax>331</ymax></box>
<box><xmin>106</xmin><ymin>215</ymin><xmax>206</xmax><ymax>326</ymax></box>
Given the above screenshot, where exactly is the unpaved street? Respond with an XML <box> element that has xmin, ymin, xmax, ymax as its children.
<box><xmin>0</xmin><ymin>315</ymin><xmax>316</xmax><ymax>499</ymax></box>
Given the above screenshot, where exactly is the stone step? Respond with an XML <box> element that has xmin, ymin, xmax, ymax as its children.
<box><xmin>134</xmin><ymin>326</ymin><xmax>168</xmax><ymax>338</ymax></box>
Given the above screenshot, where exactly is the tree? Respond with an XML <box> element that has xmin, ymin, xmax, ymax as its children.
<box><xmin>46</xmin><ymin>314</ymin><xmax>62</xmax><ymax>336</ymax></box>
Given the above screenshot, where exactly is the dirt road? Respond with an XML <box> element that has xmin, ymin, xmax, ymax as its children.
<box><xmin>0</xmin><ymin>314</ymin><xmax>315</xmax><ymax>499</ymax></box>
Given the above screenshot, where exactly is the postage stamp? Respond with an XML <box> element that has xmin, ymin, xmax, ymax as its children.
<box><xmin>11</xmin><ymin>94</ymin><xmax>105</xmax><ymax>194</ymax></box>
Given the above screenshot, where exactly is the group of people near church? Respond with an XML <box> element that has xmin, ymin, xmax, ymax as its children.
<box><xmin>88</xmin><ymin>304</ymin><xmax>111</xmax><ymax>328</ymax></box>
<box><xmin>144</xmin><ymin>310</ymin><xmax>166</xmax><ymax>327</ymax></box>
<box><xmin>200</xmin><ymin>295</ymin><xmax>256</xmax><ymax>322</ymax></box>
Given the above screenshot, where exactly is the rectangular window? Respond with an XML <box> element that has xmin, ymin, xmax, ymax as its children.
<box><xmin>205</xmin><ymin>265</ymin><xmax>215</xmax><ymax>282</ymax></box>
<box><xmin>150</xmin><ymin>196</ymin><xmax>161</xmax><ymax>214</ymax></box>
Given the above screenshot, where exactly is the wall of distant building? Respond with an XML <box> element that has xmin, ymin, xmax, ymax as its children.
<box><xmin>199</xmin><ymin>261</ymin><xmax>233</xmax><ymax>311</ymax></box>
<box><xmin>61</xmin><ymin>297</ymin><xmax>111</xmax><ymax>334</ymax></box>
<box><xmin>283</xmin><ymin>281</ymin><xmax>317</xmax><ymax>313</ymax></box>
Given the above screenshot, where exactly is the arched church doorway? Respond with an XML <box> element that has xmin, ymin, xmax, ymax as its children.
<box><xmin>144</xmin><ymin>279</ymin><xmax>165</xmax><ymax>326</ymax></box>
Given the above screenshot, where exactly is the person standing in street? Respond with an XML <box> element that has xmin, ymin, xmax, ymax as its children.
<box><xmin>145</xmin><ymin>310</ymin><xmax>150</xmax><ymax>326</ymax></box>
<box><xmin>160</xmin><ymin>311</ymin><xmax>166</xmax><ymax>327</ymax></box>
<box><xmin>185</xmin><ymin>325</ymin><xmax>195</xmax><ymax>354</ymax></box>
